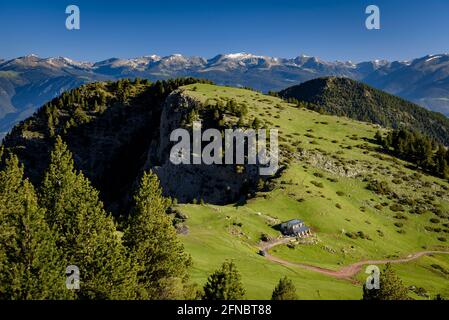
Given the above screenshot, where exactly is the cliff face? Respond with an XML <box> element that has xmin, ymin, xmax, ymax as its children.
<box><xmin>149</xmin><ymin>91</ymin><xmax>261</xmax><ymax>204</ymax></box>
<box><xmin>1</xmin><ymin>79</ymin><xmax>262</xmax><ymax>213</ymax></box>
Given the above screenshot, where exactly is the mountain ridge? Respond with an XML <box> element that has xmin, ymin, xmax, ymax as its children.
<box><xmin>279</xmin><ymin>77</ymin><xmax>449</xmax><ymax>145</ymax></box>
<box><xmin>2</xmin><ymin>52</ymin><xmax>449</xmax><ymax>137</ymax></box>
<box><xmin>4</xmin><ymin>52</ymin><xmax>448</xmax><ymax>77</ymax></box>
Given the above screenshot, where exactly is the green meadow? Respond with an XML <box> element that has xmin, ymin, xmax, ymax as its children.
<box><xmin>176</xmin><ymin>83</ymin><xmax>449</xmax><ymax>299</ymax></box>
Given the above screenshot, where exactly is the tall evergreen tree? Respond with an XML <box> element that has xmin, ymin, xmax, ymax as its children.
<box><xmin>40</xmin><ymin>136</ymin><xmax>138</xmax><ymax>299</ymax></box>
<box><xmin>203</xmin><ymin>261</ymin><xmax>245</xmax><ymax>300</ymax></box>
<box><xmin>374</xmin><ymin>130</ymin><xmax>383</xmax><ymax>146</ymax></box>
<box><xmin>434</xmin><ymin>145</ymin><xmax>449</xmax><ymax>178</ymax></box>
<box><xmin>379</xmin><ymin>128</ymin><xmax>449</xmax><ymax>179</ymax></box>
<box><xmin>0</xmin><ymin>155</ymin><xmax>68</xmax><ymax>299</ymax></box>
<box><xmin>271</xmin><ymin>276</ymin><xmax>298</xmax><ymax>300</ymax></box>
<box><xmin>123</xmin><ymin>171</ymin><xmax>193</xmax><ymax>299</ymax></box>
<box><xmin>251</xmin><ymin>117</ymin><xmax>261</xmax><ymax>130</ymax></box>
<box><xmin>363</xmin><ymin>263</ymin><xmax>409</xmax><ymax>300</ymax></box>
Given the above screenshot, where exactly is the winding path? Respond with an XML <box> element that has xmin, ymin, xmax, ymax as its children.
<box><xmin>259</xmin><ymin>238</ymin><xmax>449</xmax><ymax>281</ymax></box>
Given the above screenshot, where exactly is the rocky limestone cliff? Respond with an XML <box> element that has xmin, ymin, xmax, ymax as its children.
<box><xmin>1</xmin><ymin>79</ymin><xmax>267</xmax><ymax>213</ymax></box>
<box><xmin>147</xmin><ymin>90</ymin><xmax>262</xmax><ymax>204</ymax></box>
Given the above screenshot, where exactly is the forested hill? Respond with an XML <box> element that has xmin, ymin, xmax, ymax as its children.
<box><xmin>1</xmin><ymin>77</ymin><xmax>213</xmax><ymax>214</ymax></box>
<box><xmin>279</xmin><ymin>77</ymin><xmax>449</xmax><ymax>145</ymax></box>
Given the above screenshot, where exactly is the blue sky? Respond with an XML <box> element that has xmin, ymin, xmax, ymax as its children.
<box><xmin>1</xmin><ymin>0</ymin><xmax>448</xmax><ymax>62</ymax></box>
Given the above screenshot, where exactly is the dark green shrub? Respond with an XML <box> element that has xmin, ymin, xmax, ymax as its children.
<box><xmin>367</xmin><ymin>180</ymin><xmax>392</xmax><ymax>196</ymax></box>
<box><xmin>311</xmin><ymin>181</ymin><xmax>324</xmax><ymax>188</ymax></box>
<box><xmin>390</xmin><ymin>204</ymin><xmax>405</xmax><ymax>212</ymax></box>
<box><xmin>394</xmin><ymin>213</ymin><xmax>408</xmax><ymax>220</ymax></box>
<box><xmin>345</xmin><ymin>232</ymin><xmax>357</xmax><ymax>239</ymax></box>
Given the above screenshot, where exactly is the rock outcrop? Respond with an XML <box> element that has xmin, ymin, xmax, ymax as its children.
<box><xmin>1</xmin><ymin>79</ymin><xmax>266</xmax><ymax>213</ymax></box>
<box><xmin>147</xmin><ymin>91</ymin><xmax>261</xmax><ymax>204</ymax></box>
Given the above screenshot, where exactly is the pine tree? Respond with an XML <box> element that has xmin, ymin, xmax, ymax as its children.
<box><xmin>271</xmin><ymin>276</ymin><xmax>298</xmax><ymax>300</ymax></box>
<box><xmin>434</xmin><ymin>294</ymin><xmax>447</xmax><ymax>300</ymax></box>
<box><xmin>374</xmin><ymin>130</ymin><xmax>383</xmax><ymax>146</ymax></box>
<box><xmin>46</xmin><ymin>107</ymin><xmax>55</xmax><ymax>137</ymax></box>
<box><xmin>155</xmin><ymin>81</ymin><xmax>165</xmax><ymax>96</ymax></box>
<box><xmin>203</xmin><ymin>261</ymin><xmax>245</xmax><ymax>300</ymax></box>
<box><xmin>123</xmin><ymin>171</ymin><xmax>193</xmax><ymax>299</ymax></box>
<box><xmin>251</xmin><ymin>117</ymin><xmax>261</xmax><ymax>130</ymax></box>
<box><xmin>237</xmin><ymin>117</ymin><xmax>245</xmax><ymax>128</ymax></box>
<box><xmin>363</xmin><ymin>263</ymin><xmax>409</xmax><ymax>300</ymax></box>
<box><xmin>0</xmin><ymin>155</ymin><xmax>68</xmax><ymax>299</ymax></box>
<box><xmin>435</xmin><ymin>145</ymin><xmax>448</xmax><ymax>178</ymax></box>
<box><xmin>99</xmin><ymin>91</ymin><xmax>107</xmax><ymax>106</ymax></box>
<box><xmin>186</xmin><ymin>110</ymin><xmax>197</xmax><ymax>125</ymax></box>
<box><xmin>40</xmin><ymin>136</ymin><xmax>138</xmax><ymax>299</ymax></box>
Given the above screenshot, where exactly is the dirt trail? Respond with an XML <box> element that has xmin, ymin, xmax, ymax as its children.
<box><xmin>259</xmin><ymin>238</ymin><xmax>449</xmax><ymax>281</ymax></box>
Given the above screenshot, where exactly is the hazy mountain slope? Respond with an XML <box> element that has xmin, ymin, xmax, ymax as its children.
<box><xmin>0</xmin><ymin>56</ymin><xmax>111</xmax><ymax>137</ymax></box>
<box><xmin>363</xmin><ymin>54</ymin><xmax>449</xmax><ymax>115</ymax></box>
<box><xmin>279</xmin><ymin>77</ymin><xmax>449</xmax><ymax>145</ymax></box>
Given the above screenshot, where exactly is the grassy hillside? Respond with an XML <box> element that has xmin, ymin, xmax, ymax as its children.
<box><xmin>278</xmin><ymin>77</ymin><xmax>449</xmax><ymax>146</ymax></box>
<box><xmin>177</xmin><ymin>83</ymin><xmax>449</xmax><ymax>299</ymax></box>
<box><xmin>3</xmin><ymin>79</ymin><xmax>448</xmax><ymax>300</ymax></box>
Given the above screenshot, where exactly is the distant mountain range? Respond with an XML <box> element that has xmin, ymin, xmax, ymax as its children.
<box><xmin>2</xmin><ymin>52</ymin><xmax>449</xmax><ymax>136</ymax></box>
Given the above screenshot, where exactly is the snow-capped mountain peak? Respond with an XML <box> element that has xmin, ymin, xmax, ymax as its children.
<box><xmin>44</xmin><ymin>56</ymin><xmax>93</xmax><ymax>69</ymax></box>
<box><xmin>223</xmin><ymin>52</ymin><xmax>264</xmax><ymax>60</ymax></box>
